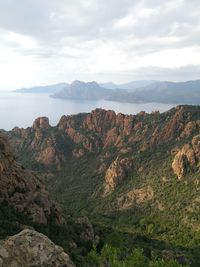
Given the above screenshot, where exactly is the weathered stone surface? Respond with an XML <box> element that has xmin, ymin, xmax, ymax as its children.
<box><xmin>0</xmin><ymin>229</ymin><xmax>76</xmax><ymax>267</ymax></box>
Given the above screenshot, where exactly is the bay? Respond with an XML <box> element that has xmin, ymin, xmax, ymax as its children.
<box><xmin>0</xmin><ymin>92</ymin><xmax>174</xmax><ymax>130</ymax></box>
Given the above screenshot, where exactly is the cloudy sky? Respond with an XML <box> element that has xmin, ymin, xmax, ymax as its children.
<box><xmin>0</xmin><ymin>0</ymin><xmax>200</xmax><ymax>90</ymax></box>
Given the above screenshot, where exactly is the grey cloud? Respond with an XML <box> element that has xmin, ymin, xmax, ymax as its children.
<box><xmin>0</xmin><ymin>0</ymin><xmax>137</xmax><ymax>42</ymax></box>
<box><xmin>0</xmin><ymin>0</ymin><xmax>199</xmax><ymax>83</ymax></box>
<box><xmin>0</xmin><ymin>0</ymin><xmax>199</xmax><ymax>46</ymax></box>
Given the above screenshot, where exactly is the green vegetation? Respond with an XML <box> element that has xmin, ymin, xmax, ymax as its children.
<box><xmin>85</xmin><ymin>245</ymin><xmax>189</xmax><ymax>267</ymax></box>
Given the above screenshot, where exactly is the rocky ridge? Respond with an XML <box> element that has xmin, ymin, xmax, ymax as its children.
<box><xmin>4</xmin><ymin>105</ymin><xmax>200</xmax><ymax>211</ymax></box>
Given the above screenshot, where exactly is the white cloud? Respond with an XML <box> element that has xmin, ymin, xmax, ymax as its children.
<box><xmin>0</xmin><ymin>0</ymin><xmax>199</xmax><ymax>89</ymax></box>
<box><xmin>138</xmin><ymin>47</ymin><xmax>200</xmax><ymax>68</ymax></box>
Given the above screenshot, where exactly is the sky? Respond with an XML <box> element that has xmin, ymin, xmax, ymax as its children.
<box><xmin>0</xmin><ymin>0</ymin><xmax>200</xmax><ymax>90</ymax></box>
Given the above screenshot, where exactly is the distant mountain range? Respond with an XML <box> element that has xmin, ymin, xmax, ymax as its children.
<box><xmin>15</xmin><ymin>79</ymin><xmax>200</xmax><ymax>104</ymax></box>
<box><xmin>53</xmin><ymin>80</ymin><xmax>110</xmax><ymax>100</ymax></box>
<box><xmin>133</xmin><ymin>80</ymin><xmax>200</xmax><ymax>104</ymax></box>
<box><xmin>15</xmin><ymin>83</ymin><xmax>67</xmax><ymax>94</ymax></box>
<box><xmin>52</xmin><ymin>80</ymin><xmax>140</xmax><ymax>102</ymax></box>
<box><xmin>100</xmin><ymin>80</ymin><xmax>159</xmax><ymax>91</ymax></box>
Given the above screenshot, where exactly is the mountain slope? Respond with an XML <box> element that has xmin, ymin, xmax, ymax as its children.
<box><xmin>133</xmin><ymin>80</ymin><xmax>200</xmax><ymax>104</ymax></box>
<box><xmin>118</xmin><ymin>80</ymin><xmax>160</xmax><ymax>91</ymax></box>
<box><xmin>99</xmin><ymin>80</ymin><xmax>159</xmax><ymax>90</ymax></box>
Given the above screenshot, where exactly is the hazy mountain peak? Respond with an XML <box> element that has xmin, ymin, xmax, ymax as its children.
<box><xmin>71</xmin><ymin>80</ymin><xmax>84</xmax><ymax>86</ymax></box>
<box><xmin>71</xmin><ymin>80</ymin><xmax>100</xmax><ymax>89</ymax></box>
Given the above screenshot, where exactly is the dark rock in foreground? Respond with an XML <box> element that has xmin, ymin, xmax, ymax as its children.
<box><xmin>0</xmin><ymin>229</ymin><xmax>76</xmax><ymax>267</ymax></box>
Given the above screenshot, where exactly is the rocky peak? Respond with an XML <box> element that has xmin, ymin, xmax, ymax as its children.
<box><xmin>70</xmin><ymin>80</ymin><xmax>100</xmax><ymax>90</ymax></box>
<box><xmin>83</xmin><ymin>108</ymin><xmax>116</xmax><ymax>134</ymax></box>
<box><xmin>32</xmin><ymin>117</ymin><xmax>50</xmax><ymax>130</ymax></box>
<box><xmin>0</xmin><ymin>229</ymin><xmax>75</xmax><ymax>267</ymax></box>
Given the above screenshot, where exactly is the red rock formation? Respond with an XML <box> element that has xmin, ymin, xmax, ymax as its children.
<box><xmin>32</xmin><ymin>117</ymin><xmax>50</xmax><ymax>129</ymax></box>
<box><xmin>103</xmin><ymin>157</ymin><xmax>132</xmax><ymax>196</ymax></box>
<box><xmin>172</xmin><ymin>135</ymin><xmax>200</xmax><ymax>179</ymax></box>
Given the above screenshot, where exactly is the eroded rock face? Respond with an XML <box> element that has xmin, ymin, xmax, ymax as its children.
<box><xmin>0</xmin><ymin>229</ymin><xmax>76</xmax><ymax>267</ymax></box>
<box><xmin>0</xmin><ymin>135</ymin><xmax>62</xmax><ymax>225</ymax></box>
<box><xmin>172</xmin><ymin>135</ymin><xmax>200</xmax><ymax>179</ymax></box>
<box><xmin>103</xmin><ymin>157</ymin><xmax>132</xmax><ymax>196</ymax></box>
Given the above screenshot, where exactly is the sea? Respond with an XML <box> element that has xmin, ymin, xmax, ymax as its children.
<box><xmin>0</xmin><ymin>92</ymin><xmax>174</xmax><ymax>130</ymax></box>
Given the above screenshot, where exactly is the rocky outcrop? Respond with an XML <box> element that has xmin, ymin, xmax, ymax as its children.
<box><xmin>0</xmin><ymin>229</ymin><xmax>75</xmax><ymax>267</ymax></box>
<box><xmin>7</xmin><ymin>121</ymin><xmax>68</xmax><ymax>168</ymax></box>
<box><xmin>32</xmin><ymin>117</ymin><xmax>50</xmax><ymax>130</ymax></box>
<box><xmin>103</xmin><ymin>157</ymin><xmax>132</xmax><ymax>196</ymax></box>
<box><xmin>0</xmin><ymin>135</ymin><xmax>62</xmax><ymax>225</ymax></box>
<box><xmin>172</xmin><ymin>135</ymin><xmax>200</xmax><ymax>179</ymax></box>
<box><xmin>83</xmin><ymin>109</ymin><xmax>116</xmax><ymax>134</ymax></box>
<box><xmin>115</xmin><ymin>186</ymin><xmax>154</xmax><ymax>210</ymax></box>
<box><xmin>82</xmin><ymin>109</ymin><xmax>134</xmax><ymax>148</ymax></box>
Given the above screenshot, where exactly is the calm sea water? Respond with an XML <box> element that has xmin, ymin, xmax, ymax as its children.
<box><xmin>0</xmin><ymin>92</ymin><xmax>174</xmax><ymax>130</ymax></box>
